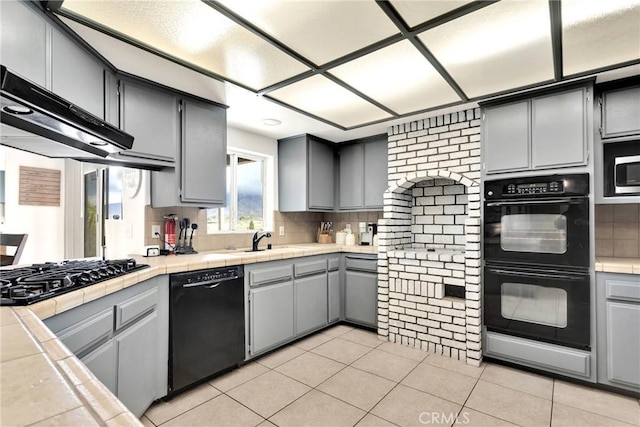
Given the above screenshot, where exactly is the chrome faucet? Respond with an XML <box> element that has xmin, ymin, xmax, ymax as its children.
<box><xmin>252</xmin><ymin>231</ymin><xmax>272</xmax><ymax>251</ymax></box>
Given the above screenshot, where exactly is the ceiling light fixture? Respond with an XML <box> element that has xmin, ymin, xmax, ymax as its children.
<box><xmin>262</xmin><ymin>118</ymin><xmax>281</xmax><ymax>126</ymax></box>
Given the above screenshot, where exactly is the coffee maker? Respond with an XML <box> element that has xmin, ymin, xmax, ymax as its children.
<box><xmin>359</xmin><ymin>222</ymin><xmax>378</xmax><ymax>246</ymax></box>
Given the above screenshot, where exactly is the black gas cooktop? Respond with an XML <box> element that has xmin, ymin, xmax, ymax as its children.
<box><xmin>0</xmin><ymin>258</ymin><xmax>149</xmax><ymax>306</ymax></box>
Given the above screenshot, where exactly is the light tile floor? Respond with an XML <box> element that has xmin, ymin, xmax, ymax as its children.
<box><xmin>142</xmin><ymin>325</ymin><xmax>640</xmax><ymax>427</ymax></box>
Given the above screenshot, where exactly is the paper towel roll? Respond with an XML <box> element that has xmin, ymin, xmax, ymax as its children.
<box><xmin>345</xmin><ymin>234</ymin><xmax>356</xmax><ymax>246</ymax></box>
<box><xmin>336</xmin><ymin>231</ymin><xmax>346</xmax><ymax>245</ymax></box>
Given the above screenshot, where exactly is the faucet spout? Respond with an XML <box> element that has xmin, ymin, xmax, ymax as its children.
<box><xmin>252</xmin><ymin>231</ymin><xmax>272</xmax><ymax>251</ymax></box>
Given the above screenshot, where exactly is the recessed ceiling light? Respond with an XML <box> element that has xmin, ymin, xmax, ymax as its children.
<box><xmin>262</xmin><ymin>118</ymin><xmax>281</xmax><ymax>126</ymax></box>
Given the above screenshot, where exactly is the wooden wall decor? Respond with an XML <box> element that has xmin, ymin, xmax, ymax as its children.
<box><xmin>19</xmin><ymin>166</ymin><xmax>61</xmax><ymax>206</ymax></box>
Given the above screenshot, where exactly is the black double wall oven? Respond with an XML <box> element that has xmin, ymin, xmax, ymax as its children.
<box><xmin>483</xmin><ymin>173</ymin><xmax>591</xmax><ymax>350</ymax></box>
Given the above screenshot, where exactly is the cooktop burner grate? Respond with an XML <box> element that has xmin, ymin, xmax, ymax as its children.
<box><xmin>0</xmin><ymin>258</ymin><xmax>149</xmax><ymax>306</ymax></box>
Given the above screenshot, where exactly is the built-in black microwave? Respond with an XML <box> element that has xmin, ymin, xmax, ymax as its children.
<box><xmin>604</xmin><ymin>140</ymin><xmax>640</xmax><ymax>196</ymax></box>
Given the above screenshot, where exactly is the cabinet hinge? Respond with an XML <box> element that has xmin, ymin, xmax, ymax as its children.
<box><xmin>482</xmin><ymin>112</ymin><xmax>485</xmax><ymax>121</ymax></box>
<box><xmin>598</xmin><ymin>97</ymin><xmax>603</xmax><ymax>106</ymax></box>
<box><xmin>178</xmin><ymin>102</ymin><xmax>182</xmax><ymax>113</ymax></box>
<box><xmin>598</xmin><ymin>126</ymin><xmax>603</xmax><ymax>136</ymax></box>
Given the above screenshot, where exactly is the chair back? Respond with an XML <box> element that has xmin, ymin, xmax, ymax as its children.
<box><xmin>0</xmin><ymin>233</ymin><xmax>28</xmax><ymax>266</ymax></box>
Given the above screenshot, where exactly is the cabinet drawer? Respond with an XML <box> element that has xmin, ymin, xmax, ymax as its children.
<box><xmin>59</xmin><ymin>307</ymin><xmax>114</xmax><ymax>355</ymax></box>
<box><xmin>345</xmin><ymin>256</ymin><xmax>377</xmax><ymax>272</ymax></box>
<box><xmin>606</xmin><ymin>276</ymin><xmax>640</xmax><ymax>302</ymax></box>
<box><xmin>295</xmin><ymin>259</ymin><xmax>327</xmax><ymax>277</ymax></box>
<box><xmin>328</xmin><ymin>258</ymin><xmax>340</xmax><ymax>271</ymax></box>
<box><xmin>115</xmin><ymin>287</ymin><xmax>158</xmax><ymax>331</ymax></box>
<box><xmin>250</xmin><ymin>265</ymin><xmax>293</xmax><ymax>287</ymax></box>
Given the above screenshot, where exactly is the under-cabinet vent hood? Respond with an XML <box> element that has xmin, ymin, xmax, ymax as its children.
<box><xmin>0</xmin><ymin>64</ymin><xmax>134</xmax><ymax>161</ymax></box>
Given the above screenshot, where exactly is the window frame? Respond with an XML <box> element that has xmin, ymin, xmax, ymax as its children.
<box><xmin>207</xmin><ymin>149</ymin><xmax>270</xmax><ymax>234</ymax></box>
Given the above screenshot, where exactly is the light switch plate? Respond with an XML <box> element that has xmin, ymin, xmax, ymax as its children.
<box><xmin>279</xmin><ymin>226</ymin><xmax>285</xmax><ymax>236</ymax></box>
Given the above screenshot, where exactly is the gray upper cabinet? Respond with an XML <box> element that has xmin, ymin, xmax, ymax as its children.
<box><xmin>339</xmin><ymin>144</ymin><xmax>363</xmax><ymax>209</ymax></box>
<box><xmin>363</xmin><ymin>137</ymin><xmax>388</xmax><ymax>209</ymax></box>
<box><xmin>278</xmin><ymin>134</ymin><xmax>335</xmax><ymax>212</ymax></box>
<box><xmin>338</xmin><ymin>135</ymin><xmax>388</xmax><ymax>210</ymax></box>
<box><xmin>0</xmin><ymin>1</ymin><xmax>47</xmax><ymax>87</ymax></box>
<box><xmin>119</xmin><ymin>78</ymin><xmax>178</xmax><ymax>163</ymax></box>
<box><xmin>483</xmin><ymin>101</ymin><xmax>530</xmax><ymax>173</ymax></box>
<box><xmin>601</xmin><ymin>86</ymin><xmax>640</xmax><ymax>138</ymax></box>
<box><xmin>483</xmin><ymin>85</ymin><xmax>589</xmax><ymax>174</ymax></box>
<box><xmin>180</xmin><ymin>98</ymin><xmax>226</xmax><ymax>204</ymax></box>
<box><xmin>151</xmin><ymin>95</ymin><xmax>227</xmax><ymax>207</ymax></box>
<box><xmin>51</xmin><ymin>28</ymin><xmax>105</xmax><ymax>119</ymax></box>
<box><xmin>531</xmin><ymin>88</ymin><xmax>587</xmax><ymax>169</ymax></box>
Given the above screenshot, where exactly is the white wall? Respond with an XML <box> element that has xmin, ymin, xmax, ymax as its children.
<box><xmin>0</xmin><ymin>146</ymin><xmax>66</xmax><ymax>264</ymax></box>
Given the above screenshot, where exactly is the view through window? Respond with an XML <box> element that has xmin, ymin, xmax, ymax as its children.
<box><xmin>207</xmin><ymin>152</ymin><xmax>265</xmax><ymax>233</ymax></box>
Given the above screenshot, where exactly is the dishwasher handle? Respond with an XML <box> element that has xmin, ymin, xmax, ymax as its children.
<box><xmin>181</xmin><ymin>276</ymin><xmax>239</xmax><ymax>289</ymax></box>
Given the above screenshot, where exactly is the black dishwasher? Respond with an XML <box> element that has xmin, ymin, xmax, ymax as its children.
<box><xmin>168</xmin><ymin>265</ymin><xmax>244</xmax><ymax>396</ymax></box>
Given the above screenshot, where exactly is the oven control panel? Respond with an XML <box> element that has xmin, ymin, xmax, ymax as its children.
<box><xmin>505</xmin><ymin>181</ymin><xmax>564</xmax><ymax>195</ymax></box>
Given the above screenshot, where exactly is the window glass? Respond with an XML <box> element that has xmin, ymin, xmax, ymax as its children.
<box><xmin>501</xmin><ymin>282</ymin><xmax>568</xmax><ymax>328</ymax></box>
<box><xmin>501</xmin><ymin>214</ymin><xmax>567</xmax><ymax>254</ymax></box>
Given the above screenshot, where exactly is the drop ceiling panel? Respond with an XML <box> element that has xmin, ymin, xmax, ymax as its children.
<box><xmin>268</xmin><ymin>75</ymin><xmax>392</xmax><ymax>128</ymax></box>
<box><xmin>213</xmin><ymin>0</ymin><xmax>399</xmax><ymax>66</ymax></box>
<box><xmin>419</xmin><ymin>1</ymin><xmax>554</xmax><ymax>98</ymax></box>
<box><xmin>60</xmin><ymin>0</ymin><xmax>309</xmax><ymax>90</ymax></box>
<box><xmin>390</xmin><ymin>0</ymin><xmax>475</xmax><ymax>28</ymax></box>
<box><xmin>562</xmin><ymin>0</ymin><xmax>640</xmax><ymax>76</ymax></box>
<box><xmin>330</xmin><ymin>40</ymin><xmax>460</xmax><ymax>114</ymax></box>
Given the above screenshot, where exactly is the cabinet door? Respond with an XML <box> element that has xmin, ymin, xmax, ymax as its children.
<box><xmin>116</xmin><ymin>311</ymin><xmax>159</xmax><ymax>417</ymax></box>
<box><xmin>339</xmin><ymin>144</ymin><xmax>363</xmax><ymax>209</ymax></box>
<box><xmin>278</xmin><ymin>136</ymin><xmax>308</xmax><ymax>212</ymax></box>
<box><xmin>603</xmin><ymin>86</ymin><xmax>640</xmax><ymax>138</ymax></box>
<box><xmin>0</xmin><ymin>1</ymin><xmax>47</xmax><ymax>87</ymax></box>
<box><xmin>532</xmin><ymin>88</ymin><xmax>586</xmax><ymax>169</ymax></box>
<box><xmin>308</xmin><ymin>137</ymin><xmax>335</xmax><ymax>210</ymax></box>
<box><xmin>605</xmin><ymin>301</ymin><xmax>640</xmax><ymax>388</ymax></box>
<box><xmin>364</xmin><ymin>138</ymin><xmax>388</xmax><ymax>209</ymax></box>
<box><xmin>328</xmin><ymin>270</ymin><xmax>340</xmax><ymax>323</ymax></box>
<box><xmin>345</xmin><ymin>271</ymin><xmax>377</xmax><ymax>327</ymax></box>
<box><xmin>81</xmin><ymin>340</ymin><xmax>117</xmax><ymax>394</ymax></box>
<box><xmin>483</xmin><ymin>101</ymin><xmax>530</xmax><ymax>173</ymax></box>
<box><xmin>51</xmin><ymin>28</ymin><xmax>104</xmax><ymax>119</ymax></box>
<box><xmin>250</xmin><ymin>281</ymin><xmax>295</xmax><ymax>355</ymax></box>
<box><xmin>119</xmin><ymin>79</ymin><xmax>178</xmax><ymax>162</ymax></box>
<box><xmin>295</xmin><ymin>274</ymin><xmax>328</xmax><ymax>335</ymax></box>
<box><xmin>181</xmin><ymin>99</ymin><xmax>226</xmax><ymax>204</ymax></box>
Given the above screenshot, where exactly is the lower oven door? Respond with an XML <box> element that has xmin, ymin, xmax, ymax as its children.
<box><xmin>484</xmin><ymin>197</ymin><xmax>589</xmax><ymax>268</ymax></box>
<box><xmin>484</xmin><ymin>263</ymin><xmax>590</xmax><ymax>350</ymax></box>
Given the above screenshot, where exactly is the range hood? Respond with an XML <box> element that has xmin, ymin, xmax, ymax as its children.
<box><xmin>0</xmin><ymin>64</ymin><xmax>134</xmax><ymax>161</ymax></box>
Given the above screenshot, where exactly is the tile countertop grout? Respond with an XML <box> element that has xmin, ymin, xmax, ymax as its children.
<box><xmin>0</xmin><ymin>244</ymin><xmax>378</xmax><ymax>427</ymax></box>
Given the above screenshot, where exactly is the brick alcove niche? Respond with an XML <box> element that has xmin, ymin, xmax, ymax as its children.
<box><xmin>376</xmin><ymin>108</ymin><xmax>483</xmax><ymax>367</ymax></box>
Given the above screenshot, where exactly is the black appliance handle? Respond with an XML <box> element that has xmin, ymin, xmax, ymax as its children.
<box><xmin>181</xmin><ymin>276</ymin><xmax>239</xmax><ymax>288</ymax></box>
<box><xmin>487</xmin><ymin>267</ymin><xmax>585</xmax><ymax>281</ymax></box>
<box><xmin>486</xmin><ymin>197</ymin><xmax>585</xmax><ymax>207</ymax></box>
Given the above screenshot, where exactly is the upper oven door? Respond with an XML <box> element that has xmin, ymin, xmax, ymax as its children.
<box><xmin>484</xmin><ymin>197</ymin><xmax>589</xmax><ymax>268</ymax></box>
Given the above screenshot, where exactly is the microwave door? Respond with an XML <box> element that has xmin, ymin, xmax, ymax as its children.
<box><xmin>615</xmin><ymin>155</ymin><xmax>640</xmax><ymax>194</ymax></box>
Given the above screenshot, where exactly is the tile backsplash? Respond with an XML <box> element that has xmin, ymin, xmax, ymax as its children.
<box><xmin>595</xmin><ymin>204</ymin><xmax>640</xmax><ymax>259</ymax></box>
<box><xmin>144</xmin><ymin>206</ymin><xmax>382</xmax><ymax>252</ymax></box>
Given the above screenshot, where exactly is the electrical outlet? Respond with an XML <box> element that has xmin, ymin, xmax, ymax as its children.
<box><xmin>279</xmin><ymin>225</ymin><xmax>285</xmax><ymax>236</ymax></box>
<box><xmin>152</xmin><ymin>225</ymin><xmax>161</xmax><ymax>238</ymax></box>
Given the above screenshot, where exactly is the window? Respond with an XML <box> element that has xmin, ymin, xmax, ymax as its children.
<box><xmin>207</xmin><ymin>151</ymin><xmax>268</xmax><ymax>233</ymax></box>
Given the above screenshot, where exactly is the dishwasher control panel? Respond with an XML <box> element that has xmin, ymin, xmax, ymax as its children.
<box><xmin>170</xmin><ymin>266</ymin><xmax>244</xmax><ymax>286</ymax></box>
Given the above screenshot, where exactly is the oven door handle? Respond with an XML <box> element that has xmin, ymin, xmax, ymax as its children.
<box><xmin>486</xmin><ymin>198</ymin><xmax>585</xmax><ymax>207</ymax></box>
<box><xmin>487</xmin><ymin>268</ymin><xmax>585</xmax><ymax>281</ymax></box>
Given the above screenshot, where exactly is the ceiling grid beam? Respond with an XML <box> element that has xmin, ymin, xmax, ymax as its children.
<box><xmin>549</xmin><ymin>0</ymin><xmax>564</xmax><ymax>81</ymax></box>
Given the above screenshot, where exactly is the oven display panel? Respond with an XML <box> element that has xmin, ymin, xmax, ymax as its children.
<box><xmin>505</xmin><ymin>181</ymin><xmax>563</xmax><ymax>195</ymax></box>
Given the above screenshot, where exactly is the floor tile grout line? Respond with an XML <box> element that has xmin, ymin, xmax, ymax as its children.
<box><xmin>549</xmin><ymin>380</ymin><xmax>555</xmax><ymax>427</ymax></box>
<box><xmin>151</xmin><ymin>386</ymin><xmax>227</xmax><ymax>427</ymax></box>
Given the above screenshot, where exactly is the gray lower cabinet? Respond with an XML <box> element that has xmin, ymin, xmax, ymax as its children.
<box><xmin>483</xmin><ymin>85</ymin><xmax>589</xmax><ymax>173</ymax></box>
<box><xmin>596</xmin><ymin>272</ymin><xmax>640</xmax><ymax>392</ymax></box>
<box><xmin>295</xmin><ymin>274</ymin><xmax>328</xmax><ymax>335</ymax></box>
<box><xmin>601</xmin><ymin>85</ymin><xmax>640</xmax><ymax>138</ymax></box>
<box><xmin>249</xmin><ymin>281</ymin><xmax>295</xmax><ymax>355</ymax></box>
<box><xmin>278</xmin><ymin>134</ymin><xmax>335</xmax><ymax>212</ymax></box>
<box><xmin>151</xmin><ymin>96</ymin><xmax>227</xmax><ymax>207</ymax></box>
<box><xmin>44</xmin><ymin>276</ymin><xmax>169</xmax><ymax>417</ymax></box>
<box><xmin>118</xmin><ymin>78</ymin><xmax>178</xmax><ymax>164</ymax></box>
<box><xmin>344</xmin><ymin>255</ymin><xmax>378</xmax><ymax>327</ymax></box>
<box><xmin>51</xmin><ymin>27</ymin><xmax>105</xmax><ymax>119</ymax></box>
<box><xmin>328</xmin><ymin>270</ymin><xmax>340</xmax><ymax>324</ymax></box>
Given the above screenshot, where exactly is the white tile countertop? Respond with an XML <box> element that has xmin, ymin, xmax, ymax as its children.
<box><xmin>595</xmin><ymin>257</ymin><xmax>640</xmax><ymax>274</ymax></box>
<box><xmin>0</xmin><ymin>244</ymin><xmax>377</xmax><ymax>426</ymax></box>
